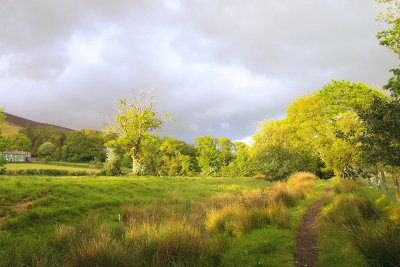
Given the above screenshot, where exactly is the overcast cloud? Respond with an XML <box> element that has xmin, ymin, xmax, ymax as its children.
<box><xmin>0</xmin><ymin>0</ymin><xmax>398</xmax><ymax>142</ymax></box>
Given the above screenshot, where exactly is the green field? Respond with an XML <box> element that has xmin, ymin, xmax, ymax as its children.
<box><xmin>1</xmin><ymin>173</ymin><xmax>398</xmax><ymax>266</ymax></box>
<box><xmin>4</xmin><ymin>163</ymin><xmax>101</xmax><ymax>173</ymax></box>
<box><xmin>0</xmin><ymin>173</ymin><xmax>331</xmax><ymax>266</ymax></box>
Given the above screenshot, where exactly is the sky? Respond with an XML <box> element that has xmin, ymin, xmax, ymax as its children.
<box><xmin>0</xmin><ymin>0</ymin><xmax>398</xmax><ymax>143</ymax></box>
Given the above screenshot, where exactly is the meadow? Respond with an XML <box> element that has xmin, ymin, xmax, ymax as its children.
<box><xmin>4</xmin><ymin>163</ymin><xmax>101</xmax><ymax>173</ymax></box>
<box><xmin>0</xmin><ymin>171</ymin><xmax>398</xmax><ymax>266</ymax></box>
<box><xmin>0</xmin><ymin>172</ymin><xmax>328</xmax><ymax>266</ymax></box>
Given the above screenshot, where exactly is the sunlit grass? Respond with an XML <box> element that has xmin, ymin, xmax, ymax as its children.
<box><xmin>0</xmin><ymin>173</ymin><xmax>331</xmax><ymax>266</ymax></box>
<box><xmin>4</xmin><ymin>163</ymin><xmax>101</xmax><ymax>173</ymax></box>
<box><xmin>319</xmin><ymin>177</ymin><xmax>400</xmax><ymax>266</ymax></box>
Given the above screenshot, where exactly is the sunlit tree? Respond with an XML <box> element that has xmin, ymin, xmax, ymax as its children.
<box><xmin>104</xmin><ymin>91</ymin><xmax>173</xmax><ymax>175</ymax></box>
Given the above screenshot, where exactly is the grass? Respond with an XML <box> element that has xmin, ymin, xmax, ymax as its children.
<box><xmin>0</xmin><ymin>172</ymin><xmax>331</xmax><ymax>266</ymax></box>
<box><xmin>318</xmin><ymin>177</ymin><xmax>400</xmax><ymax>267</ymax></box>
<box><xmin>4</xmin><ymin>163</ymin><xmax>101</xmax><ymax>173</ymax></box>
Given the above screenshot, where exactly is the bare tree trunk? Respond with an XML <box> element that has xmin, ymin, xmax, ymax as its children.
<box><xmin>391</xmin><ymin>166</ymin><xmax>400</xmax><ymax>203</ymax></box>
<box><xmin>379</xmin><ymin>162</ymin><xmax>389</xmax><ymax>196</ymax></box>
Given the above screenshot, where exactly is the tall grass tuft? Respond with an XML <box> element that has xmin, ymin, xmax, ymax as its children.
<box><xmin>350</xmin><ymin>220</ymin><xmax>400</xmax><ymax>266</ymax></box>
<box><xmin>69</xmin><ymin>226</ymin><xmax>126</xmax><ymax>267</ymax></box>
<box><xmin>287</xmin><ymin>172</ymin><xmax>317</xmax><ymax>199</ymax></box>
<box><xmin>325</xmin><ymin>186</ymin><xmax>400</xmax><ymax>266</ymax></box>
<box><xmin>126</xmin><ymin>220</ymin><xmax>222</xmax><ymax>266</ymax></box>
<box><xmin>333</xmin><ymin>178</ymin><xmax>360</xmax><ymax>194</ymax></box>
<box><xmin>121</xmin><ymin>201</ymin><xmax>178</xmax><ymax>224</ymax></box>
<box><xmin>325</xmin><ymin>194</ymin><xmax>380</xmax><ymax>230</ymax></box>
<box><xmin>268</xmin><ymin>203</ymin><xmax>290</xmax><ymax>228</ymax></box>
<box><xmin>268</xmin><ymin>182</ymin><xmax>296</xmax><ymax>207</ymax></box>
<box><xmin>205</xmin><ymin>206</ymin><xmax>270</xmax><ymax>236</ymax></box>
<box><xmin>54</xmin><ymin>224</ymin><xmax>76</xmax><ymax>249</ymax></box>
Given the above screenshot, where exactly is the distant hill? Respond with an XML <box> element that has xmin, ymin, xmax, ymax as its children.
<box><xmin>3</xmin><ymin>112</ymin><xmax>74</xmax><ymax>135</ymax></box>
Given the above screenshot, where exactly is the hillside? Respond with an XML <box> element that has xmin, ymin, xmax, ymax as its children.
<box><xmin>3</xmin><ymin>112</ymin><xmax>74</xmax><ymax>135</ymax></box>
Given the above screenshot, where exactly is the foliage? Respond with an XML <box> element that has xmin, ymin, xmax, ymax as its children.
<box><xmin>252</xmin><ymin>120</ymin><xmax>320</xmax><ymax>180</ymax></box>
<box><xmin>195</xmin><ymin>136</ymin><xmax>222</xmax><ymax>175</ymax></box>
<box><xmin>4</xmin><ymin>133</ymin><xmax>32</xmax><ymax>152</ymax></box>
<box><xmin>37</xmin><ymin>142</ymin><xmax>55</xmax><ymax>157</ymax></box>
<box><xmin>287</xmin><ymin>81</ymin><xmax>382</xmax><ymax>175</ymax></box>
<box><xmin>19</xmin><ymin>126</ymin><xmax>65</xmax><ymax>153</ymax></box>
<box><xmin>104</xmin><ymin>91</ymin><xmax>173</xmax><ymax>175</ymax></box>
<box><xmin>384</xmin><ymin>68</ymin><xmax>400</xmax><ymax>97</ymax></box>
<box><xmin>62</xmin><ymin>131</ymin><xmax>106</xmax><ymax>162</ymax></box>
<box><xmin>375</xmin><ymin>0</ymin><xmax>400</xmax><ymax>57</ymax></box>
<box><xmin>103</xmin><ymin>147</ymin><xmax>122</xmax><ymax>176</ymax></box>
<box><xmin>322</xmin><ymin>178</ymin><xmax>400</xmax><ymax>266</ymax></box>
<box><xmin>227</xmin><ymin>142</ymin><xmax>253</xmax><ymax>177</ymax></box>
<box><xmin>218</xmin><ymin>137</ymin><xmax>234</xmax><ymax>167</ymax></box>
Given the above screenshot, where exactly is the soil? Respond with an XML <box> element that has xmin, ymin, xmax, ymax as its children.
<box><xmin>0</xmin><ymin>190</ymin><xmax>52</xmax><ymax>223</ymax></box>
<box><xmin>0</xmin><ymin>199</ymin><xmax>36</xmax><ymax>223</ymax></box>
<box><xmin>293</xmin><ymin>187</ymin><xmax>332</xmax><ymax>267</ymax></box>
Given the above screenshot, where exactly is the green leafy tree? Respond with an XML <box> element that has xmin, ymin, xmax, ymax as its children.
<box><xmin>138</xmin><ymin>134</ymin><xmax>162</xmax><ymax>175</ymax></box>
<box><xmin>228</xmin><ymin>142</ymin><xmax>253</xmax><ymax>177</ymax></box>
<box><xmin>158</xmin><ymin>137</ymin><xmax>196</xmax><ymax>176</ymax></box>
<box><xmin>287</xmin><ymin>81</ymin><xmax>382</xmax><ymax>175</ymax></box>
<box><xmin>375</xmin><ymin>0</ymin><xmax>400</xmax><ymax>57</ymax></box>
<box><xmin>195</xmin><ymin>136</ymin><xmax>221</xmax><ymax>175</ymax></box>
<box><xmin>383</xmin><ymin>68</ymin><xmax>400</xmax><ymax>97</ymax></box>
<box><xmin>5</xmin><ymin>133</ymin><xmax>32</xmax><ymax>152</ymax></box>
<box><xmin>62</xmin><ymin>131</ymin><xmax>106</xmax><ymax>162</ymax></box>
<box><xmin>104</xmin><ymin>147</ymin><xmax>122</xmax><ymax>176</ymax></box>
<box><xmin>217</xmin><ymin>137</ymin><xmax>234</xmax><ymax>167</ymax></box>
<box><xmin>252</xmin><ymin>120</ymin><xmax>319</xmax><ymax>180</ymax></box>
<box><xmin>104</xmin><ymin>91</ymin><xmax>173</xmax><ymax>175</ymax></box>
<box><xmin>38</xmin><ymin>142</ymin><xmax>55</xmax><ymax>158</ymax></box>
<box><xmin>358</xmin><ymin>95</ymin><xmax>400</xmax><ymax>202</ymax></box>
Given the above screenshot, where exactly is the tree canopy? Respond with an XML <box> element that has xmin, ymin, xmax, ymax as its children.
<box><xmin>104</xmin><ymin>91</ymin><xmax>173</xmax><ymax>175</ymax></box>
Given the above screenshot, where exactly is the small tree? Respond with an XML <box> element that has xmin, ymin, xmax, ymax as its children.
<box><xmin>104</xmin><ymin>91</ymin><xmax>173</xmax><ymax>175</ymax></box>
<box><xmin>38</xmin><ymin>142</ymin><xmax>55</xmax><ymax>158</ymax></box>
<box><xmin>6</xmin><ymin>133</ymin><xmax>32</xmax><ymax>152</ymax></box>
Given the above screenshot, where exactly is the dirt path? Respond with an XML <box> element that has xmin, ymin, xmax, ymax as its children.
<box><xmin>293</xmin><ymin>187</ymin><xmax>332</xmax><ymax>267</ymax></box>
<box><xmin>0</xmin><ymin>199</ymin><xmax>36</xmax><ymax>223</ymax></box>
<box><xmin>0</xmin><ymin>190</ymin><xmax>52</xmax><ymax>223</ymax></box>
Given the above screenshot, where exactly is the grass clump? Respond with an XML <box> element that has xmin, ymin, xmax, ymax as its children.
<box><xmin>322</xmin><ymin>178</ymin><xmax>400</xmax><ymax>266</ymax></box>
<box><xmin>325</xmin><ymin>194</ymin><xmax>380</xmax><ymax>229</ymax></box>
<box><xmin>126</xmin><ymin>220</ymin><xmax>222</xmax><ymax>266</ymax></box>
<box><xmin>205</xmin><ymin>206</ymin><xmax>270</xmax><ymax>236</ymax></box>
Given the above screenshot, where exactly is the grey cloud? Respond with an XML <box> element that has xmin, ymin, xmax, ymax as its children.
<box><xmin>0</xmin><ymin>0</ymin><xmax>398</xmax><ymax>143</ymax></box>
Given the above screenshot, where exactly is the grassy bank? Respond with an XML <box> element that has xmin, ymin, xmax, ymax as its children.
<box><xmin>318</xmin><ymin>177</ymin><xmax>400</xmax><ymax>266</ymax></box>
